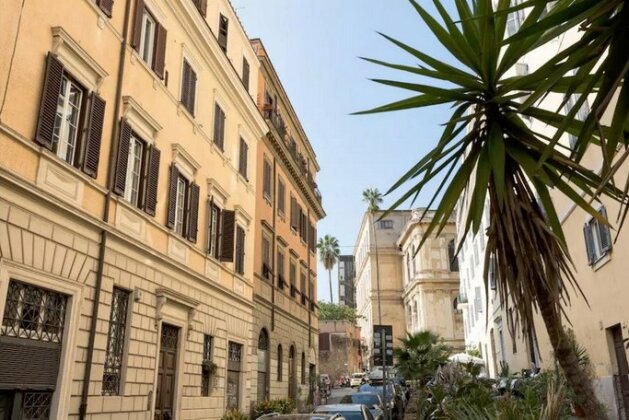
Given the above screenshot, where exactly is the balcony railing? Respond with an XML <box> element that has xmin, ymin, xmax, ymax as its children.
<box><xmin>263</xmin><ymin>106</ymin><xmax>322</xmax><ymax>205</ymax></box>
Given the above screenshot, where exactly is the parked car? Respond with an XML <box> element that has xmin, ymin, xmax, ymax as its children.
<box><xmin>257</xmin><ymin>414</ymin><xmax>345</xmax><ymax>420</ymax></box>
<box><xmin>313</xmin><ymin>404</ymin><xmax>375</xmax><ymax>420</ymax></box>
<box><xmin>358</xmin><ymin>383</ymin><xmax>404</xmax><ymax>420</ymax></box>
<box><xmin>350</xmin><ymin>372</ymin><xmax>366</xmax><ymax>388</ymax></box>
<box><xmin>339</xmin><ymin>392</ymin><xmax>384</xmax><ymax>419</ymax></box>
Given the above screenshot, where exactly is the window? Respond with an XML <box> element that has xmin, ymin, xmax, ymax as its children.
<box><xmin>201</xmin><ymin>334</ymin><xmax>213</xmax><ymax>396</ymax></box>
<box><xmin>584</xmin><ymin>206</ymin><xmax>612</xmax><ymax>265</ymax></box>
<box><xmin>1</xmin><ymin>280</ymin><xmax>68</xmax><ymax>343</ymax></box>
<box><xmin>132</xmin><ymin>3</ymin><xmax>166</xmax><ymax>78</ymax></box>
<box><xmin>289</xmin><ymin>259</ymin><xmax>297</xmax><ymax>297</ymax></box>
<box><xmin>139</xmin><ymin>11</ymin><xmax>156</xmax><ymax>66</ymax></box>
<box><xmin>377</xmin><ymin>220</ymin><xmax>393</xmax><ymax>229</ymax></box>
<box><xmin>301</xmin><ymin>352</ymin><xmax>306</xmax><ymax>385</ymax></box>
<box><xmin>506</xmin><ymin>0</ymin><xmax>525</xmax><ymax>37</ymax></box>
<box><xmin>564</xmin><ymin>94</ymin><xmax>590</xmax><ymax>148</ymax></box>
<box><xmin>277</xmin><ymin>249</ymin><xmax>285</xmax><ymax>288</ymax></box>
<box><xmin>213</xmin><ymin>103</ymin><xmax>226</xmax><ymax>150</ymax></box>
<box><xmin>227</xmin><ymin>341</ymin><xmax>242</xmax><ymax>409</ymax></box>
<box><xmin>35</xmin><ymin>54</ymin><xmax>106</xmax><ymax>178</ymax></box>
<box><xmin>238</xmin><ymin>138</ymin><xmax>248</xmax><ymax>179</ymax></box>
<box><xmin>192</xmin><ymin>0</ymin><xmax>207</xmax><ymax>17</ymax></box>
<box><xmin>257</xmin><ymin>329</ymin><xmax>269</xmax><ymax>401</ymax></box>
<box><xmin>277</xmin><ymin>344</ymin><xmax>283</xmax><ymax>381</ymax></box>
<box><xmin>235</xmin><ymin>226</ymin><xmax>246</xmax><ymax>275</ymax></box>
<box><xmin>207</xmin><ymin>201</ymin><xmax>222</xmax><ymax>258</ymax></box>
<box><xmin>263</xmin><ymin>159</ymin><xmax>272</xmax><ymax>199</ymax></box>
<box><xmin>262</xmin><ymin>235</ymin><xmax>271</xmax><ymax>280</ymax></box>
<box><xmin>114</xmin><ymin>121</ymin><xmax>160</xmax><ymax>215</ymax></box>
<box><xmin>218</xmin><ymin>14</ymin><xmax>229</xmax><ymax>53</ymax></box>
<box><xmin>300</xmin><ymin>269</ymin><xmax>307</xmax><ymax>306</ymax></box>
<box><xmin>167</xmin><ymin>165</ymin><xmax>200</xmax><ymax>242</ymax></box>
<box><xmin>277</xmin><ymin>179</ymin><xmax>286</xmax><ymax>216</ymax></box>
<box><xmin>180</xmin><ymin>59</ymin><xmax>197</xmax><ymax>116</ymax></box>
<box><xmin>242</xmin><ymin>57</ymin><xmax>250</xmax><ymax>91</ymax></box>
<box><xmin>103</xmin><ymin>287</ymin><xmax>130</xmax><ymax>395</ymax></box>
<box><xmin>448</xmin><ymin>240</ymin><xmax>459</xmax><ymax>272</ymax></box>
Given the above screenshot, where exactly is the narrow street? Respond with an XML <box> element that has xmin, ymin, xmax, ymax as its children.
<box><xmin>324</xmin><ymin>386</ymin><xmax>356</xmax><ymax>405</ymax></box>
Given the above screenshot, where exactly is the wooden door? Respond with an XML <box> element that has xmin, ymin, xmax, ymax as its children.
<box><xmin>155</xmin><ymin>324</ymin><xmax>179</xmax><ymax>420</ymax></box>
<box><xmin>611</xmin><ymin>325</ymin><xmax>629</xmax><ymax>419</ymax></box>
<box><xmin>0</xmin><ymin>391</ymin><xmax>12</xmax><ymax>420</ymax></box>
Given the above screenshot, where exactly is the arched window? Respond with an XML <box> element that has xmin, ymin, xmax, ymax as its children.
<box><xmin>257</xmin><ymin>329</ymin><xmax>269</xmax><ymax>401</ymax></box>
<box><xmin>288</xmin><ymin>345</ymin><xmax>296</xmax><ymax>399</ymax></box>
<box><xmin>301</xmin><ymin>352</ymin><xmax>306</xmax><ymax>385</ymax></box>
<box><xmin>277</xmin><ymin>344</ymin><xmax>283</xmax><ymax>381</ymax></box>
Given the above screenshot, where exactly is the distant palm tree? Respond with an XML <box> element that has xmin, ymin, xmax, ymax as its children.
<box><xmin>362</xmin><ymin>188</ymin><xmax>383</xmax><ymax>213</ymax></box>
<box><xmin>317</xmin><ymin>235</ymin><xmax>340</xmax><ymax>303</ymax></box>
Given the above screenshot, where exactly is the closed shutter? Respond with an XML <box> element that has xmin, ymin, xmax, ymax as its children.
<box><xmin>220</xmin><ymin>210</ymin><xmax>235</xmax><ymax>262</ymax></box>
<box><xmin>242</xmin><ymin>57</ymin><xmax>250</xmax><ymax>91</ymax></box>
<box><xmin>166</xmin><ymin>165</ymin><xmax>179</xmax><ymax>229</ymax></box>
<box><xmin>97</xmin><ymin>0</ymin><xmax>114</xmax><ymax>17</ymax></box>
<box><xmin>239</xmin><ymin>138</ymin><xmax>248</xmax><ymax>178</ymax></box>
<box><xmin>153</xmin><ymin>25</ymin><xmax>167</xmax><ymax>79</ymax></box>
<box><xmin>583</xmin><ymin>223</ymin><xmax>595</xmax><ymax>265</ymax></box>
<box><xmin>187</xmin><ymin>67</ymin><xmax>197</xmax><ymax>116</ymax></box>
<box><xmin>35</xmin><ymin>54</ymin><xmax>64</xmax><ymax>149</ymax></box>
<box><xmin>144</xmin><ymin>146</ymin><xmax>160</xmax><ymax>216</ymax></box>
<box><xmin>187</xmin><ymin>183</ymin><xmax>200</xmax><ymax>243</ymax></box>
<box><xmin>131</xmin><ymin>0</ymin><xmax>144</xmax><ymax>49</ymax></box>
<box><xmin>181</xmin><ymin>61</ymin><xmax>190</xmax><ymax>111</ymax></box>
<box><xmin>598</xmin><ymin>207</ymin><xmax>612</xmax><ymax>253</ymax></box>
<box><xmin>83</xmin><ymin>93</ymin><xmax>106</xmax><ymax>178</ymax></box>
<box><xmin>193</xmin><ymin>0</ymin><xmax>207</xmax><ymax>17</ymax></box>
<box><xmin>290</xmin><ymin>197</ymin><xmax>297</xmax><ymax>230</ymax></box>
<box><xmin>114</xmin><ymin>120</ymin><xmax>132</xmax><ymax>195</ymax></box>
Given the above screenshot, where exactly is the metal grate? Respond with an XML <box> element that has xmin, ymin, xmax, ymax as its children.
<box><xmin>258</xmin><ymin>330</ymin><xmax>268</xmax><ymax>351</ymax></box>
<box><xmin>229</xmin><ymin>342</ymin><xmax>242</xmax><ymax>363</ymax></box>
<box><xmin>201</xmin><ymin>334</ymin><xmax>213</xmax><ymax>396</ymax></box>
<box><xmin>22</xmin><ymin>391</ymin><xmax>52</xmax><ymax>419</ymax></box>
<box><xmin>161</xmin><ymin>324</ymin><xmax>179</xmax><ymax>350</ymax></box>
<box><xmin>102</xmin><ymin>288</ymin><xmax>130</xmax><ymax>395</ymax></box>
<box><xmin>1</xmin><ymin>280</ymin><xmax>67</xmax><ymax>343</ymax></box>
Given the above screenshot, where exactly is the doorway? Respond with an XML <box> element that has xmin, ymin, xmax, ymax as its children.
<box><xmin>609</xmin><ymin>324</ymin><xmax>629</xmax><ymax>419</ymax></box>
<box><xmin>155</xmin><ymin>324</ymin><xmax>179</xmax><ymax>420</ymax></box>
<box><xmin>0</xmin><ymin>392</ymin><xmax>12</xmax><ymax>420</ymax></box>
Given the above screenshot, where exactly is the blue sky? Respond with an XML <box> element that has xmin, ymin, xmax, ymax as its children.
<box><xmin>232</xmin><ymin>0</ymin><xmax>453</xmax><ymax>301</ymax></box>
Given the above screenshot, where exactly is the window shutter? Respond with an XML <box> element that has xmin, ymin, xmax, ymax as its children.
<box><xmin>166</xmin><ymin>165</ymin><xmax>179</xmax><ymax>229</ymax></box>
<box><xmin>153</xmin><ymin>25</ymin><xmax>167</xmax><ymax>79</ymax></box>
<box><xmin>181</xmin><ymin>61</ymin><xmax>190</xmax><ymax>110</ymax></box>
<box><xmin>144</xmin><ymin>146</ymin><xmax>160</xmax><ymax>216</ymax></box>
<box><xmin>97</xmin><ymin>0</ymin><xmax>114</xmax><ymax>17</ymax></box>
<box><xmin>598</xmin><ymin>207</ymin><xmax>612</xmax><ymax>253</ymax></box>
<box><xmin>290</xmin><ymin>197</ymin><xmax>297</xmax><ymax>230</ymax></box>
<box><xmin>114</xmin><ymin>120</ymin><xmax>131</xmax><ymax>195</ymax></box>
<box><xmin>583</xmin><ymin>223</ymin><xmax>595</xmax><ymax>265</ymax></box>
<box><xmin>187</xmin><ymin>67</ymin><xmax>197</xmax><ymax>116</ymax></box>
<box><xmin>131</xmin><ymin>0</ymin><xmax>144</xmax><ymax>49</ymax></box>
<box><xmin>193</xmin><ymin>0</ymin><xmax>207</xmax><ymax>17</ymax></box>
<box><xmin>83</xmin><ymin>93</ymin><xmax>106</xmax><ymax>178</ymax></box>
<box><xmin>35</xmin><ymin>54</ymin><xmax>64</xmax><ymax>150</ymax></box>
<box><xmin>187</xmin><ymin>183</ymin><xmax>200</xmax><ymax>243</ymax></box>
<box><xmin>239</xmin><ymin>138</ymin><xmax>248</xmax><ymax>178</ymax></box>
<box><xmin>220</xmin><ymin>210</ymin><xmax>235</xmax><ymax>262</ymax></box>
<box><xmin>242</xmin><ymin>57</ymin><xmax>250</xmax><ymax>91</ymax></box>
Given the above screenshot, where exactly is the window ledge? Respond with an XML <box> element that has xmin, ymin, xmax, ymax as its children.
<box><xmin>592</xmin><ymin>251</ymin><xmax>612</xmax><ymax>272</ymax></box>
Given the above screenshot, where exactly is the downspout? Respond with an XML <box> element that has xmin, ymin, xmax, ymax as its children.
<box><xmin>80</xmin><ymin>0</ymin><xmax>133</xmax><ymax>417</ymax></box>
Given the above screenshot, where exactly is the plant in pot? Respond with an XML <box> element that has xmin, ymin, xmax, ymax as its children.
<box><xmin>202</xmin><ymin>359</ymin><xmax>218</xmax><ymax>376</ymax></box>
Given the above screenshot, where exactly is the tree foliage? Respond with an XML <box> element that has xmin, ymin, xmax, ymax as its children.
<box><xmin>394</xmin><ymin>330</ymin><xmax>451</xmax><ymax>385</ymax></box>
<box><xmin>317</xmin><ymin>301</ymin><xmax>362</xmax><ymax>323</ymax></box>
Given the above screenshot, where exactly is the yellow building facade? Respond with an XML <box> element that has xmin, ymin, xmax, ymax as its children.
<box><xmin>0</xmin><ymin>0</ymin><xmax>321</xmax><ymax>418</ymax></box>
<box><xmin>249</xmin><ymin>39</ymin><xmax>325</xmax><ymax>407</ymax></box>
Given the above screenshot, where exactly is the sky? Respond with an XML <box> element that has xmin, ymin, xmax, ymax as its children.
<box><xmin>231</xmin><ymin>0</ymin><xmax>454</xmax><ymax>301</ymax></box>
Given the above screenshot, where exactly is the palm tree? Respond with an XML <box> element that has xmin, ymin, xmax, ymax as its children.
<box><xmin>317</xmin><ymin>235</ymin><xmax>340</xmax><ymax>303</ymax></box>
<box><xmin>394</xmin><ymin>331</ymin><xmax>450</xmax><ymax>385</ymax></box>
<box><xmin>357</xmin><ymin>1</ymin><xmax>625</xmax><ymax>418</ymax></box>
<box><xmin>362</xmin><ymin>188</ymin><xmax>383</xmax><ymax>213</ymax></box>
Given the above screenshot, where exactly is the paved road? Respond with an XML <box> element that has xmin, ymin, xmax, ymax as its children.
<box><xmin>325</xmin><ymin>386</ymin><xmax>356</xmax><ymax>405</ymax></box>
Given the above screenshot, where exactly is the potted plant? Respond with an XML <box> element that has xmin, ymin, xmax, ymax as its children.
<box><xmin>202</xmin><ymin>359</ymin><xmax>217</xmax><ymax>376</ymax></box>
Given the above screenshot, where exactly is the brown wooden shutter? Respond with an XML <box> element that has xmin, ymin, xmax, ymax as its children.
<box><xmin>193</xmin><ymin>0</ymin><xmax>207</xmax><ymax>17</ymax></box>
<box><xmin>35</xmin><ymin>54</ymin><xmax>64</xmax><ymax>150</ymax></box>
<box><xmin>181</xmin><ymin>61</ymin><xmax>190</xmax><ymax>109</ymax></box>
<box><xmin>153</xmin><ymin>24</ymin><xmax>167</xmax><ymax>79</ymax></box>
<box><xmin>290</xmin><ymin>197</ymin><xmax>298</xmax><ymax>230</ymax></box>
<box><xmin>144</xmin><ymin>146</ymin><xmax>160</xmax><ymax>216</ymax></box>
<box><xmin>242</xmin><ymin>57</ymin><xmax>250</xmax><ymax>91</ymax></box>
<box><xmin>82</xmin><ymin>93</ymin><xmax>106</xmax><ymax>178</ymax></box>
<box><xmin>220</xmin><ymin>210</ymin><xmax>235</xmax><ymax>262</ymax></box>
<box><xmin>113</xmin><ymin>120</ymin><xmax>131</xmax><ymax>195</ymax></box>
<box><xmin>187</xmin><ymin>67</ymin><xmax>197</xmax><ymax>116</ymax></box>
<box><xmin>97</xmin><ymin>0</ymin><xmax>114</xmax><ymax>17</ymax></box>
<box><xmin>187</xmin><ymin>183</ymin><xmax>200</xmax><ymax>243</ymax></box>
<box><xmin>131</xmin><ymin>0</ymin><xmax>144</xmax><ymax>49</ymax></box>
<box><xmin>166</xmin><ymin>165</ymin><xmax>179</xmax><ymax>229</ymax></box>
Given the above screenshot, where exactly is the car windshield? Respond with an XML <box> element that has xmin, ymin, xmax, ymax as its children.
<box><xmin>340</xmin><ymin>395</ymin><xmax>379</xmax><ymax>406</ymax></box>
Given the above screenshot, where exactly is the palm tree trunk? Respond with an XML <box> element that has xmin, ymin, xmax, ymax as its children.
<box><xmin>328</xmin><ymin>269</ymin><xmax>333</xmax><ymax>304</ymax></box>
<box><xmin>535</xmin><ymin>282</ymin><xmax>607</xmax><ymax>419</ymax></box>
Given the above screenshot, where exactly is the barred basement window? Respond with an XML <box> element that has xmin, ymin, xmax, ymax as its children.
<box><xmin>227</xmin><ymin>341</ymin><xmax>242</xmax><ymax>409</ymax></box>
<box><xmin>22</xmin><ymin>391</ymin><xmax>53</xmax><ymax>419</ymax></box>
<box><xmin>201</xmin><ymin>334</ymin><xmax>213</xmax><ymax>396</ymax></box>
<box><xmin>102</xmin><ymin>287</ymin><xmax>131</xmax><ymax>395</ymax></box>
<box><xmin>1</xmin><ymin>280</ymin><xmax>68</xmax><ymax>343</ymax></box>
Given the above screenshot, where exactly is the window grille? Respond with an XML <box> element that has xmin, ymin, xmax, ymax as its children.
<box><xmin>22</xmin><ymin>391</ymin><xmax>53</xmax><ymax>419</ymax></box>
<box><xmin>1</xmin><ymin>280</ymin><xmax>67</xmax><ymax>343</ymax></box>
<box><xmin>201</xmin><ymin>334</ymin><xmax>213</xmax><ymax>396</ymax></box>
<box><xmin>102</xmin><ymin>287</ymin><xmax>130</xmax><ymax>395</ymax></box>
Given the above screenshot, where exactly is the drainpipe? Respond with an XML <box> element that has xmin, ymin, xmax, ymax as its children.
<box><xmin>79</xmin><ymin>0</ymin><xmax>132</xmax><ymax>417</ymax></box>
